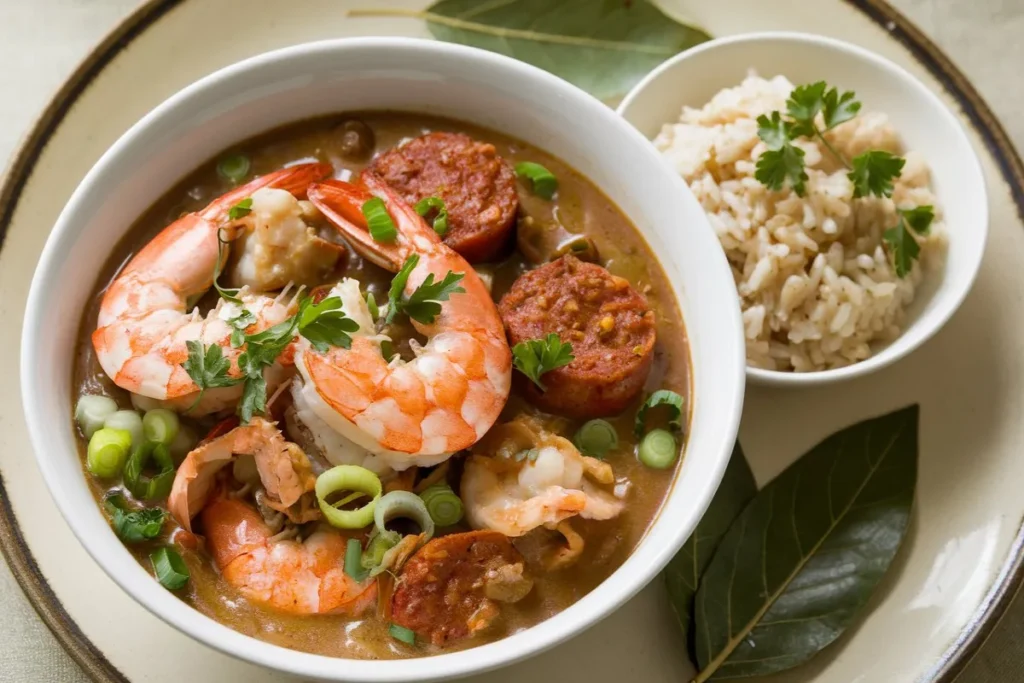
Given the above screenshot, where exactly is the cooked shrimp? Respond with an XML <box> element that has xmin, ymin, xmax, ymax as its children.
<box><xmin>226</xmin><ymin>187</ymin><xmax>344</xmax><ymax>291</ymax></box>
<box><xmin>289</xmin><ymin>173</ymin><xmax>512</xmax><ymax>471</ymax></box>
<box><xmin>202</xmin><ymin>496</ymin><xmax>376</xmax><ymax>615</ymax></box>
<box><xmin>462</xmin><ymin>417</ymin><xmax>624</xmax><ymax>536</ymax></box>
<box><xmin>92</xmin><ymin>163</ymin><xmax>332</xmax><ymax>415</ymax></box>
<box><xmin>168</xmin><ymin>417</ymin><xmax>316</xmax><ymax>532</ymax></box>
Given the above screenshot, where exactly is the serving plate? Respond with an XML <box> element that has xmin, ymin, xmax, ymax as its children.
<box><xmin>1</xmin><ymin>1</ymin><xmax>1023</xmax><ymax>682</ymax></box>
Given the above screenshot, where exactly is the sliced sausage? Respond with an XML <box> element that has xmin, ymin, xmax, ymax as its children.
<box><xmin>368</xmin><ymin>132</ymin><xmax>518</xmax><ymax>263</ymax></box>
<box><xmin>498</xmin><ymin>255</ymin><xmax>656</xmax><ymax>418</ymax></box>
<box><xmin>391</xmin><ymin>530</ymin><xmax>532</xmax><ymax>646</ymax></box>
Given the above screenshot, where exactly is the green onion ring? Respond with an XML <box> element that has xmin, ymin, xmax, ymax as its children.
<box><xmin>374</xmin><ymin>490</ymin><xmax>435</xmax><ymax>542</ymax></box>
<box><xmin>315</xmin><ymin>465</ymin><xmax>382</xmax><ymax>529</ymax></box>
<box><xmin>419</xmin><ymin>484</ymin><xmax>464</xmax><ymax>527</ymax></box>
<box><xmin>389</xmin><ymin>623</ymin><xmax>416</xmax><ymax>645</ymax></box>
<box><xmin>150</xmin><ymin>547</ymin><xmax>190</xmax><ymax>590</ymax></box>
<box><xmin>514</xmin><ymin>161</ymin><xmax>558</xmax><ymax>200</ymax></box>
<box><xmin>124</xmin><ymin>442</ymin><xmax>176</xmax><ymax>500</ymax></box>
<box><xmin>363</xmin><ymin>529</ymin><xmax>401</xmax><ymax>575</ymax></box>
<box><xmin>573</xmin><ymin>419</ymin><xmax>619</xmax><ymax>459</ymax></box>
<box><xmin>344</xmin><ymin>538</ymin><xmax>368</xmax><ymax>581</ymax></box>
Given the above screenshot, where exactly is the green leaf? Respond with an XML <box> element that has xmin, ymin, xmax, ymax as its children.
<box><xmin>511</xmin><ymin>333</ymin><xmax>575</xmax><ymax>390</ymax></box>
<box><xmin>692</xmin><ymin>406</ymin><xmax>918</xmax><ymax>681</ymax></box>
<box><xmin>387</xmin><ymin>254</ymin><xmax>419</xmax><ymax>325</ymax></box>
<box><xmin>883</xmin><ymin>216</ymin><xmax>921</xmax><ymax>278</ymax></box>
<box><xmin>901</xmin><ymin>205</ymin><xmax>935</xmax><ymax>236</ymax></box>
<box><xmin>634</xmin><ymin>389</ymin><xmax>684</xmax><ymax>437</ymax></box>
<box><xmin>849</xmin><ymin>150</ymin><xmax>905</xmax><ymax>198</ymax></box>
<box><xmin>822</xmin><ymin>86</ymin><xmax>861</xmax><ymax>130</ymax></box>
<box><xmin>353</xmin><ymin>0</ymin><xmax>711</xmax><ymax>101</ymax></box>
<box><xmin>785</xmin><ymin>80</ymin><xmax>827</xmax><ymax>136</ymax></box>
<box><xmin>228</xmin><ymin>197</ymin><xmax>253</xmax><ymax>220</ymax></box>
<box><xmin>104</xmin><ymin>493</ymin><xmax>166</xmax><ymax>543</ymax></box>
<box><xmin>402</xmin><ymin>271</ymin><xmax>466</xmax><ymax>325</ymax></box>
<box><xmin>238</xmin><ymin>374</ymin><xmax>267</xmax><ymax>424</ymax></box>
<box><xmin>228</xmin><ymin>309</ymin><xmax>257</xmax><ymax>348</ymax></box>
<box><xmin>755</xmin><ymin>112</ymin><xmax>791</xmax><ymax>151</ymax></box>
<box><xmin>663</xmin><ymin>442</ymin><xmax>756</xmax><ymax>659</ymax></box>
<box><xmin>181</xmin><ymin>341</ymin><xmax>238</xmax><ymax>392</ymax></box>
<box><xmin>755</xmin><ymin>144</ymin><xmax>807</xmax><ymax>196</ymax></box>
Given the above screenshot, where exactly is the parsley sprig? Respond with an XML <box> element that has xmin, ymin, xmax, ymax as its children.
<box><xmin>754</xmin><ymin>81</ymin><xmax>933</xmax><ymax>277</ymax></box>
<box><xmin>182</xmin><ymin>295</ymin><xmax>359</xmax><ymax>422</ymax></box>
<box><xmin>512</xmin><ymin>334</ymin><xmax>575</xmax><ymax>391</ymax></box>
<box><xmin>386</xmin><ymin>254</ymin><xmax>466</xmax><ymax>325</ymax></box>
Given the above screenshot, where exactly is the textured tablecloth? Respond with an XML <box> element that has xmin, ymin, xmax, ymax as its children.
<box><xmin>2</xmin><ymin>1</ymin><xmax>1022</xmax><ymax>681</ymax></box>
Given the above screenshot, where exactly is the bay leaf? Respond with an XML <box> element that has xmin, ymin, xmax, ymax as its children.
<box><xmin>351</xmin><ymin>0</ymin><xmax>711</xmax><ymax>101</ymax></box>
<box><xmin>692</xmin><ymin>405</ymin><xmax>918</xmax><ymax>681</ymax></box>
<box><xmin>664</xmin><ymin>441</ymin><xmax>757</xmax><ymax>660</ymax></box>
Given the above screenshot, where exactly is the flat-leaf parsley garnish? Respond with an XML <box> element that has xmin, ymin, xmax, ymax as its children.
<box><xmin>386</xmin><ymin>254</ymin><xmax>466</xmax><ymax>325</ymax></box>
<box><xmin>754</xmin><ymin>80</ymin><xmax>930</xmax><ymax>277</ymax></box>
<box><xmin>512</xmin><ymin>334</ymin><xmax>575</xmax><ymax>390</ymax></box>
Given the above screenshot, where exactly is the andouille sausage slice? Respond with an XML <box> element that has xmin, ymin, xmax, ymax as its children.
<box><xmin>368</xmin><ymin>132</ymin><xmax>518</xmax><ymax>263</ymax></box>
<box><xmin>498</xmin><ymin>255</ymin><xmax>656</xmax><ymax>418</ymax></box>
<box><xmin>391</xmin><ymin>530</ymin><xmax>532</xmax><ymax>646</ymax></box>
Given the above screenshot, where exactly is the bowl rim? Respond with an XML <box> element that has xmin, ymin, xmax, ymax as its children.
<box><xmin>19</xmin><ymin>36</ymin><xmax>746</xmax><ymax>681</ymax></box>
<box><xmin>617</xmin><ymin>30</ymin><xmax>989</xmax><ymax>388</ymax></box>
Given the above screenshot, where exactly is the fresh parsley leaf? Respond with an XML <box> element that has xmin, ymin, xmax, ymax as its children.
<box><xmin>786</xmin><ymin>81</ymin><xmax>827</xmax><ymax>137</ymax></box>
<box><xmin>635</xmin><ymin>389</ymin><xmax>685</xmax><ymax>437</ymax></box>
<box><xmin>822</xmin><ymin>86</ymin><xmax>862</xmax><ymax>130</ymax></box>
<box><xmin>298</xmin><ymin>296</ymin><xmax>360</xmax><ymax>352</ymax></box>
<box><xmin>228</xmin><ymin>197</ymin><xmax>253</xmax><ymax>220</ymax></box>
<box><xmin>512</xmin><ymin>334</ymin><xmax>575</xmax><ymax>391</ymax></box>
<box><xmin>238</xmin><ymin>373</ymin><xmax>267</xmax><ymax>424</ymax></box>
<box><xmin>104</xmin><ymin>494</ymin><xmax>166</xmax><ymax>543</ymax></box>
<box><xmin>849</xmin><ymin>150</ymin><xmax>905</xmax><ymax>198</ymax></box>
<box><xmin>182</xmin><ymin>341</ymin><xmax>239</xmax><ymax>393</ymax></box>
<box><xmin>756</xmin><ymin>111</ymin><xmax>792</xmax><ymax>151</ymax></box>
<box><xmin>386</xmin><ymin>254</ymin><xmax>419</xmax><ymax>325</ymax></box>
<box><xmin>882</xmin><ymin>206</ymin><xmax>934</xmax><ymax>278</ymax></box>
<box><xmin>901</xmin><ymin>205</ymin><xmax>935</xmax><ymax>235</ymax></box>
<box><xmin>386</xmin><ymin>254</ymin><xmax>466</xmax><ymax>325</ymax></box>
<box><xmin>403</xmin><ymin>271</ymin><xmax>466</xmax><ymax>325</ymax></box>
<box><xmin>227</xmin><ymin>309</ymin><xmax>257</xmax><ymax>348</ymax></box>
<box><xmin>755</xmin><ymin>145</ymin><xmax>808</xmax><ymax>196</ymax></box>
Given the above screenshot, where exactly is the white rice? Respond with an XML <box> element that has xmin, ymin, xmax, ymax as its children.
<box><xmin>654</xmin><ymin>74</ymin><xmax>946</xmax><ymax>371</ymax></box>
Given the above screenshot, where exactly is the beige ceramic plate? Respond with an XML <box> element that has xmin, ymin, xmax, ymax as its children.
<box><xmin>2</xmin><ymin>1</ymin><xmax>1023</xmax><ymax>682</ymax></box>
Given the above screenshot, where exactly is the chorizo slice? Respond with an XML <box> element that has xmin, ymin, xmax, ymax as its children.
<box><xmin>368</xmin><ymin>132</ymin><xmax>518</xmax><ymax>263</ymax></box>
<box><xmin>498</xmin><ymin>255</ymin><xmax>656</xmax><ymax>418</ymax></box>
<box><xmin>390</xmin><ymin>530</ymin><xmax>532</xmax><ymax>645</ymax></box>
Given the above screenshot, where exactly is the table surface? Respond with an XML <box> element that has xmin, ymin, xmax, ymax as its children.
<box><xmin>2</xmin><ymin>1</ymin><xmax>1023</xmax><ymax>681</ymax></box>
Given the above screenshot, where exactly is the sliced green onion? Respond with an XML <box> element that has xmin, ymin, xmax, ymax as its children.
<box><xmin>86</xmin><ymin>428</ymin><xmax>132</xmax><ymax>479</ymax></box>
<box><xmin>217</xmin><ymin>154</ymin><xmax>251</xmax><ymax>184</ymax></box>
<box><xmin>375</xmin><ymin>490</ymin><xmax>435</xmax><ymax>542</ymax></box>
<box><xmin>345</xmin><ymin>538</ymin><xmax>368</xmax><ymax>581</ymax></box>
<box><xmin>168</xmin><ymin>424</ymin><xmax>198</xmax><ymax>464</ymax></box>
<box><xmin>104</xmin><ymin>410</ymin><xmax>143</xmax><ymax>447</ymax></box>
<box><xmin>389</xmin><ymin>623</ymin><xmax>416</xmax><ymax>645</ymax></box>
<box><xmin>638</xmin><ymin>428</ymin><xmax>679</xmax><ymax>470</ymax></box>
<box><xmin>573</xmin><ymin>419</ymin><xmax>619</xmax><ymax>459</ymax></box>
<box><xmin>366</xmin><ymin>292</ymin><xmax>379</xmax><ymax>320</ymax></box>
<box><xmin>143</xmin><ymin>409</ymin><xmax>180</xmax><ymax>446</ymax></box>
<box><xmin>419</xmin><ymin>484</ymin><xmax>464</xmax><ymax>527</ymax></box>
<box><xmin>315</xmin><ymin>465</ymin><xmax>382</xmax><ymax>529</ymax></box>
<box><xmin>515</xmin><ymin>161</ymin><xmax>558</xmax><ymax>200</ymax></box>
<box><xmin>75</xmin><ymin>395</ymin><xmax>118</xmax><ymax>439</ymax></box>
<box><xmin>362</xmin><ymin>197</ymin><xmax>397</xmax><ymax>243</ymax></box>
<box><xmin>634</xmin><ymin>389</ymin><xmax>684</xmax><ymax>437</ymax></box>
<box><xmin>124</xmin><ymin>442</ymin><xmax>176</xmax><ymax>500</ymax></box>
<box><xmin>150</xmin><ymin>547</ymin><xmax>189</xmax><ymax>590</ymax></box>
<box><xmin>413</xmin><ymin>196</ymin><xmax>449</xmax><ymax>236</ymax></box>
<box><xmin>362</xmin><ymin>529</ymin><xmax>400</xmax><ymax>572</ymax></box>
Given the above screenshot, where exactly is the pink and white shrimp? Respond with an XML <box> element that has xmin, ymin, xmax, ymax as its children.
<box><xmin>286</xmin><ymin>173</ymin><xmax>512</xmax><ymax>473</ymax></box>
<box><xmin>91</xmin><ymin>163</ymin><xmax>333</xmax><ymax>415</ymax></box>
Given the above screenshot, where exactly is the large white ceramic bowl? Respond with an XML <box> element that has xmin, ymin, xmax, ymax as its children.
<box><xmin>618</xmin><ymin>32</ymin><xmax>987</xmax><ymax>388</ymax></box>
<box><xmin>20</xmin><ymin>39</ymin><xmax>745</xmax><ymax>681</ymax></box>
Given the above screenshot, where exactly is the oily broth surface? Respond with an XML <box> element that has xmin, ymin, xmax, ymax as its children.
<box><xmin>70</xmin><ymin>112</ymin><xmax>691</xmax><ymax>658</ymax></box>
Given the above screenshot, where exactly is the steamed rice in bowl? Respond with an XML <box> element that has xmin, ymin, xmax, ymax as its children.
<box><xmin>655</xmin><ymin>74</ymin><xmax>946</xmax><ymax>372</ymax></box>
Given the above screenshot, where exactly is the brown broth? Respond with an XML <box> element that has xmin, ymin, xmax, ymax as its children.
<box><xmin>71</xmin><ymin>112</ymin><xmax>691</xmax><ymax>659</ymax></box>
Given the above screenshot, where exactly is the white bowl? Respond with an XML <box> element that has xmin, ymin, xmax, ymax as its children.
<box><xmin>20</xmin><ymin>39</ymin><xmax>745</xmax><ymax>682</ymax></box>
<box><xmin>618</xmin><ymin>32</ymin><xmax>988</xmax><ymax>388</ymax></box>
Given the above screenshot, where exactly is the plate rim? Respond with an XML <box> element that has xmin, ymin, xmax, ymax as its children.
<box><xmin>0</xmin><ymin>0</ymin><xmax>1021</xmax><ymax>681</ymax></box>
